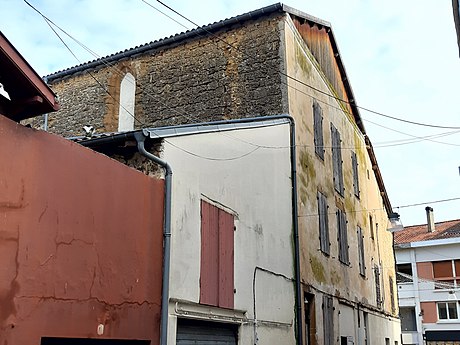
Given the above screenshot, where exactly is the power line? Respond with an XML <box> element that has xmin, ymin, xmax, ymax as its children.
<box><xmin>396</xmin><ymin>197</ymin><xmax>460</xmax><ymax>209</ymax></box>
<box><xmin>24</xmin><ymin>0</ymin><xmax>272</xmax><ymax>162</ymax></box>
<box><xmin>149</xmin><ymin>0</ymin><xmax>460</xmax><ymax>130</ymax></box>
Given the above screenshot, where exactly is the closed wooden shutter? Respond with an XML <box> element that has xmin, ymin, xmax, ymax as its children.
<box><xmin>313</xmin><ymin>100</ymin><xmax>324</xmax><ymax>160</ymax></box>
<box><xmin>318</xmin><ymin>191</ymin><xmax>330</xmax><ymax>254</ymax></box>
<box><xmin>357</xmin><ymin>226</ymin><xmax>365</xmax><ymax>276</ymax></box>
<box><xmin>200</xmin><ymin>200</ymin><xmax>234</xmax><ymax>309</ymax></box>
<box><xmin>323</xmin><ymin>295</ymin><xmax>334</xmax><ymax>345</ymax></box>
<box><xmin>389</xmin><ymin>276</ymin><xmax>395</xmax><ymax>313</ymax></box>
<box><xmin>331</xmin><ymin>124</ymin><xmax>344</xmax><ymax>196</ymax></box>
<box><xmin>337</xmin><ymin>209</ymin><xmax>349</xmax><ymax>264</ymax></box>
<box><xmin>351</xmin><ymin>151</ymin><xmax>359</xmax><ymax>198</ymax></box>
<box><xmin>374</xmin><ymin>265</ymin><xmax>382</xmax><ymax>308</ymax></box>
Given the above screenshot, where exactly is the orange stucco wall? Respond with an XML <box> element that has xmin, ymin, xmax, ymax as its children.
<box><xmin>0</xmin><ymin>115</ymin><xmax>164</xmax><ymax>343</ymax></box>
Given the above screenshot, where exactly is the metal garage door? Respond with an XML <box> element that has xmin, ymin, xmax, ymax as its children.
<box><xmin>176</xmin><ymin>319</ymin><xmax>237</xmax><ymax>345</ymax></box>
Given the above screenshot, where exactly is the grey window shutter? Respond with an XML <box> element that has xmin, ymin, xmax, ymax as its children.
<box><xmin>337</xmin><ymin>209</ymin><xmax>349</xmax><ymax>264</ymax></box>
<box><xmin>323</xmin><ymin>295</ymin><xmax>334</xmax><ymax>345</ymax></box>
<box><xmin>352</xmin><ymin>151</ymin><xmax>360</xmax><ymax>198</ymax></box>
<box><xmin>318</xmin><ymin>191</ymin><xmax>330</xmax><ymax>254</ymax></box>
<box><xmin>358</xmin><ymin>226</ymin><xmax>365</xmax><ymax>276</ymax></box>
<box><xmin>331</xmin><ymin>124</ymin><xmax>344</xmax><ymax>196</ymax></box>
<box><xmin>374</xmin><ymin>265</ymin><xmax>382</xmax><ymax>307</ymax></box>
<box><xmin>314</xmin><ymin>101</ymin><xmax>324</xmax><ymax>160</ymax></box>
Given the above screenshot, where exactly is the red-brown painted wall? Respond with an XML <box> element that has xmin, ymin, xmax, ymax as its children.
<box><xmin>0</xmin><ymin>115</ymin><xmax>164</xmax><ymax>344</ymax></box>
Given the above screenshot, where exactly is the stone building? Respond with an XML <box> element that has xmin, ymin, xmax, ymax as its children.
<box><xmin>34</xmin><ymin>3</ymin><xmax>401</xmax><ymax>344</ymax></box>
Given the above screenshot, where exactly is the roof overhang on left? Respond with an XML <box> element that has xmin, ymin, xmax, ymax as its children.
<box><xmin>454</xmin><ymin>0</ymin><xmax>460</xmax><ymax>57</ymax></box>
<box><xmin>0</xmin><ymin>31</ymin><xmax>60</xmax><ymax>121</ymax></box>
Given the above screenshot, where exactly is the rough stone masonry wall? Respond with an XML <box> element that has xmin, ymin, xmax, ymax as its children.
<box><xmin>32</xmin><ymin>14</ymin><xmax>286</xmax><ymax>137</ymax></box>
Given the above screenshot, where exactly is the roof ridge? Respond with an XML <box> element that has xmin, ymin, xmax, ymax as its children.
<box><xmin>45</xmin><ymin>3</ymin><xmax>285</xmax><ymax>81</ymax></box>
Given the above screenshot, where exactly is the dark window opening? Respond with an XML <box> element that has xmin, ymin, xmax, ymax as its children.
<box><xmin>400</xmin><ymin>307</ymin><xmax>417</xmax><ymax>331</ymax></box>
<box><xmin>304</xmin><ymin>292</ymin><xmax>316</xmax><ymax>345</ymax></box>
<box><xmin>396</xmin><ymin>263</ymin><xmax>413</xmax><ymax>283</ymax></box>
<box><xmin>369</xmin><ymin>215</ymin><xmax>374</xmax><ymax>240</ymax></box>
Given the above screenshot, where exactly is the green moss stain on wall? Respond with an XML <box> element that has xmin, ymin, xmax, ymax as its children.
<box><xmin>330</xmin><ymin>269</ymin><xmax>341</xmax><ymax>285</ymax></box>
<box><xmin>310</xmin><ymin>254</ymin><xmax>326</xmax><ymax>284</ymax></box>
<box><xmin>295</xmin><ymin>43</ymin><xmax>312</xmax><ymax>78</ymax></box>
<box><xmin>298</xmin><ymin>148</ymin><xmax>317</xmax><ymax>205</ymax></box>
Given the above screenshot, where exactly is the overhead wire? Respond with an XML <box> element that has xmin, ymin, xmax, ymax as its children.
<box><xmin>25</xmin><ymin>0</ymin><xmax>460</xmax><ymax>209</ymax></box>
<box><xmin>24</xmin><ymin>0</ymin><xmax>269</xmax><ymax>162</ymax></box>
<box><xmin>150</xmin><ymin>0</ymin><xmax>460</xmax><ymax>131</ymax></box>
<box><xmin>28</xmin><ymin>0</ymin><xmax>460</xmax><ymax>155</ymax></box>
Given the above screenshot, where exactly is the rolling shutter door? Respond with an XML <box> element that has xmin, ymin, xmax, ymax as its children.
<box><xmin>176</xmin><ymin>319</ymin><xmax>237</xmax><ymax>345</ymax></box>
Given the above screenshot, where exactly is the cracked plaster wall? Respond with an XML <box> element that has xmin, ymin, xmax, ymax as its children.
<box><xmin>0</xmin><ymin>115</ymin><xmax>164</xmax><ymax>343</ymax></box>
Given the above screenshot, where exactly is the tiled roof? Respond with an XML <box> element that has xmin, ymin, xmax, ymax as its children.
<box><xmin>394</xmin><ymin>219</ymin><xmax>460</xmax><ymax>245</ymax></box>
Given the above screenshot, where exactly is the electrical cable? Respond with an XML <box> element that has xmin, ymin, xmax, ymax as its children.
<box><xmin>24</xmin><ymin>0</ymin><xmax>266</xmax><ymax>162</ymax></box>
<box><xmin>150</xmin><ymin>0</ymin><xmax>460</xmax><ymax>130</ymax></box>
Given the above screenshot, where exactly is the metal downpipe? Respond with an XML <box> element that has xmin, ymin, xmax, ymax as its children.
<box><xmin>284</xmin><ymin>116</ymin><xmax>303</xmax><ymax>345</ymax></box>
<box><xmin>134</xmin><ymin>131</ymin><xmax>172</xmax><ymax>345</ymax></box>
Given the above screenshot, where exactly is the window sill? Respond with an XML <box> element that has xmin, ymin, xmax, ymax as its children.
<box><xmin>437</xmin><ymin>319</ymin><xmax>460</xmax><ymax>323</ymax></box>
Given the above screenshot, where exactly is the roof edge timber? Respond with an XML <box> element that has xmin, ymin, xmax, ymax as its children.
<box><xmin>0</xmin><ymin>31</ymin><xmax>60</xmax><ymax>118</ymax></box>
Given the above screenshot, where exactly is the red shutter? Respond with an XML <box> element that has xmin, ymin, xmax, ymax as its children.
<box><xmin>200</xmin><ymin>201</ymin><xmax>234</xmax><ymax>309</ymax></box>
<box><xmin>200</xmin><ymin>200</ymin><xmax>219</xmax><ymax>306</ymax></box>
<box><xmin>218</xmin><ymin>208</ymin><xmax>234</xmax><ymax>309</ymax></box>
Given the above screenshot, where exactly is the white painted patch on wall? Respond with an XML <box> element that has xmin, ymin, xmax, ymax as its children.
<box><xmin>118</xmin><ymin>72</ymin><xmax>136</xmax><ymax>132</ymax></box>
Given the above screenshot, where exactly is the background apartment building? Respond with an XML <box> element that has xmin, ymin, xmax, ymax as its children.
<box><xmin>395</xmin><ymin>207</ymin><xmax>460</xmax><ymax>345</ymax></box>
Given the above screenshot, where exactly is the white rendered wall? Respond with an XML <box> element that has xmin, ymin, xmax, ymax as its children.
<box><xmin>163</xmin><ymin>123</ymin><xmax>295</xmax><ymax>345</ymax></box>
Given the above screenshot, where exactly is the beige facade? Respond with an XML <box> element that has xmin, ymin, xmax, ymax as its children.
<box><xmin>36</xmin><ymin>4</ymin><xmax>400</xmax><ymax>344</ymax></box>
<box><xmin>281</xmin><ymin>13</ymin><xmax>400</xmax><ymax>345</ymax></box>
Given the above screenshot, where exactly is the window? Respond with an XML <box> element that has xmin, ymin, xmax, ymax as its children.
<box><xmin>369</xmin><ymin>215</ymin><xmax>374</xmax><ymax>240</ymax></box>
<box><xmin>313</xmin><ymin>100</ymin><xmax>324</xmax><ymax>160</ymax></box>
<box><xmin>118</xmin><ymin>72</ymin><xmax>136</xmax><ymax>132</ymax></box>
<box><xmin>396</xmin><ymin>264</ymin><xmax>413</xmax><ymax>283</ymax></box>
<box><xmin>318</xmin><ymin>191</ymin><xmax>330</xmax><ymax>255</ymax></box>
<box><xmin>351</xmin><ymin>151</ymin><xmax>359</xmax><ymax>198</ymax></box>
<box><xmin>304</xmin><ymin>293</ymin><xmax>316</xmax><ymax>345</ymax></box>
<box><xmin>437</xmin><ymin>302</ymin><xmax>459</xmax><ymax>320</ymax></box>
<box><xmin>331</xmin><ymin>123</ymin><xmax>344</xmax><ymax>196</ymax></box>
<box><xmin>357</xmin><ymin>226</ymin><xmax>365</xmax><ymax>276</ymax></box>
<box><xmin>200</xmin><ymin>200</ymin><xmax>234</xmax><ymax>309</ymax></box>
<box><xmin>337</xmin><ymin>209</ymin><xmax>349</xmax><ymax>264</ymax></box>
<box><xmin>433</xmin><ymin>260</ymin><xmax>460</xmax><ymax>289</ymax></box>
<box><xmin>323</xmin><ymin>295</ymin><xmax>334</xmax><ymax>345</ymax></box>
<box><xmin>400</xmin><ymin>307</ymin><xmax>417</xmax><ymax>331</ymax></box>
<box><xmin>374</xmin><ymin>265</ymin><xmax>382</xmax><ymax>308</ymax></box>
<box><xmin>389</xmin><ymin>276</ymin><xmax>396</xmax><ymax>313</ymax></box>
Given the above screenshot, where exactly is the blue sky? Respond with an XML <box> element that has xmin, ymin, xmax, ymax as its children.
<box><xmin>2</xmin><ymin>0</ymin><xmax>460</xmax><ymax>226</ymax></box>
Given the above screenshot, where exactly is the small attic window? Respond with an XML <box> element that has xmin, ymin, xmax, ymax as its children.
<box><xmin>0</xmin><ymin>83</ymin><xmax>10</xmax><ymax>100</ymax></box>
<box><xmin>118</xmin><ymin>73</ymin><xmax>136</xmax><ymax>132</ymax></box>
